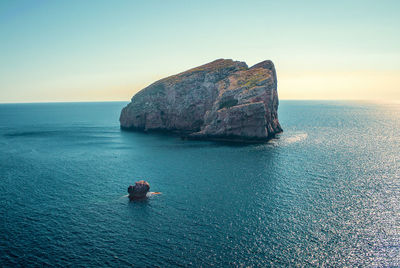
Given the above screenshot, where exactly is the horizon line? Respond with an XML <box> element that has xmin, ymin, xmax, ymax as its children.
<box><xmin>1</xmin><ymin>99</ymin><xmax>399</xmax><ymax>105</ymax></box>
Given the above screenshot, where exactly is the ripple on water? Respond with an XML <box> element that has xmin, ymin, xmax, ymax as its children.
<box><xmin>0</xmin><ymin>101</ymin><xmax>399</xmax><ymax>266</ymax></box>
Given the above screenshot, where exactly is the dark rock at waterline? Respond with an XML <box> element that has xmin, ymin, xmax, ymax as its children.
<box><xmin>128</xmin><ymin>180</ymin><xmax>150</xmax><ymax>200</ymax></box>
<box><xmin>120</xmin><ymin>59</ymin><xmax>282</xmax><ymax>142</ymax></box>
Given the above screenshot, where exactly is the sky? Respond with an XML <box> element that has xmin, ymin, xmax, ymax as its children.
<box><xmin>0</xmin><ymin>0</ymin><xmax>399</xmax><ymax>103</ymax></box>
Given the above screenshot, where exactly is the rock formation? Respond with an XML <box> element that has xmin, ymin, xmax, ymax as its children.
<box><xmin>120</xmin><ymin>59</ymin><xmax>282</xmax><ymax>142</ymax></box>
<box><xmin>128</xmin><ymin>180</ymin><xmax>150</xmax><ymax>200</ymax></box>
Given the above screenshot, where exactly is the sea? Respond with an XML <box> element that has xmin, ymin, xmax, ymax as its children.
<box><xmin>0</xmin><ymin>101</ymin><xmax>399</xmax><ymax>267</ymax></box>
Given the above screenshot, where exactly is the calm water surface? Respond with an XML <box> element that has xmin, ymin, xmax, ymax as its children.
<box><xmin>0</xmin><ymin>101</ymin><xmax>399</xmax><ymax>266</ymax></box>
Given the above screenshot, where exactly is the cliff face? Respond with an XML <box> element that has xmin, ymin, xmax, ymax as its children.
<box><xmin>120</xmin><ymin>59</ymin><xmax>282</xmax><ymax>142</ymax></box>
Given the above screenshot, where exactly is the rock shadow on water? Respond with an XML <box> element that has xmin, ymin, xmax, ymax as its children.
<box><xmin>121</xmin><ymin>127</ymin><xmax>281</xmax><ymax>148</ymax></box>
<box><xmin>4</xmin><ymin>130</ymin><xmax>62</xmax><ymax>138</ymax></box>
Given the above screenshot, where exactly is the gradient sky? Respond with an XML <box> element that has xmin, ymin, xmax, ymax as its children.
<box><xmin>1</xmin><ymin>0</ymin><xmax>399</xmax><ymax>103</ymax></box>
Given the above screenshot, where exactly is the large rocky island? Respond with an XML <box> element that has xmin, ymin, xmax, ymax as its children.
<box><xmin>120</xmin><ymin>59</ymin><xmax>282</xmax><ymax>142</ymax></box>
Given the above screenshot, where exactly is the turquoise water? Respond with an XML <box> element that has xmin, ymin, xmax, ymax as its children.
<box><xmin>0</xmin><ymin>101</ymin><xmax>399</xmax><ymax>266</ymax></box>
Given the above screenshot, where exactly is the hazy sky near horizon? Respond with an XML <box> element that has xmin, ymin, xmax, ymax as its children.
<box><xmin>1</xmin><ymin>0</ymin><xmax>399</xmax><ymax>103</ymax></box>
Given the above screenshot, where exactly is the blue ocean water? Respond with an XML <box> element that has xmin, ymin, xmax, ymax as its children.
<box><xmin>0</xmin><ymin>101</ymin><xmax>399</xmax><ymax>267</ymax></box>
